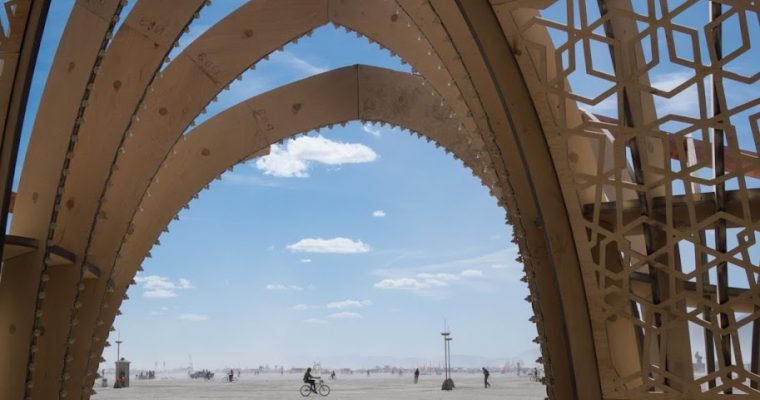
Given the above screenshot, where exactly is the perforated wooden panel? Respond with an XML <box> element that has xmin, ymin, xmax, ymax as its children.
<box><xmin>495</xmin><ymin>0</ymin><xmax>760</xmax><ymax>396</ymax></box>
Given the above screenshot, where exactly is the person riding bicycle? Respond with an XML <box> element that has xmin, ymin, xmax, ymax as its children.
<box><xmin>303</xmin><ymin>367</ymin><xmax>318</xmax><ymax>393</ymax></box>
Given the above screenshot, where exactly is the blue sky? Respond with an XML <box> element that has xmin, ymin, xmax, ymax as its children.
<box><xmin>14</xmin><ymin>2</ymin><xmax>535</xmax><ymax>370</ymax></box>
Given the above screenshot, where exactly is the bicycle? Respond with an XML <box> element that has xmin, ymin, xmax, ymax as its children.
<box><xmin>300</xmin><ymin>378</ymin><xmax>330</xmax><ymax>396</ymax></box>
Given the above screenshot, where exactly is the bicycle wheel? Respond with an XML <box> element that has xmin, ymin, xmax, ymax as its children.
<box><xmin>318</xmin><ymin>384</ymin><xmax>330</xmax><ymax>396</ymax></box>
<box><xmin>300</xmin><ymin>385</ymin><xmax>312</xmax><ymax>397</ymax></box>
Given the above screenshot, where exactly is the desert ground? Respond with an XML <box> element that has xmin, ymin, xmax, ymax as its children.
<box><xmin>92</xmin><ymin>372</ymin><xmax>546</xmax><ymax>399</ymax></box>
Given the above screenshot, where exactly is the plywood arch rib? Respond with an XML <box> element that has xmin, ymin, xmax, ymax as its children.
<box><xmin>6</xmin><ymin>1</ymin><xmax>599</xmax><ymax>398</ymax></box>
<box><xmin>118</xmin><ymin>64</ymin><xmax>492</xmax><ymax>292</ymax></box>
<box><xmin>0</xmin><ymin>2</ymin><xmax>125</xmax><ymax>399</ymax></box>
<box><xmin>76</xmin><ymin>63</ymin><xmax>513</xmax><ymax>396</ymax></box>
<box><xmin>50</xmin><ymin>3</ymin><xmax>211</xmax><ymax>398</ymax></box>
<box><xmin>64</xmin><ymin>2</ymin><xmax>506</xmax><ymax>393</ymax></box>
<box><xmin>12</xmin><ymin>0</ymin><xmax>738</xmax><ymax>399</ymax></box>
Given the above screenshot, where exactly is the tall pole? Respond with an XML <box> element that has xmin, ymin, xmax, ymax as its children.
<box><xmin>443</xmin><ymin>333</ymin><xmax>448</xmax><ymax>379</ymax></box>
<box><xmin>446</xmin><ymin>337</ymin><xmax>452</xmax><ymax>377</ymax></box>
<box><xmin>441</xmin><ymin>332</ymin><xmax>450</xmax><ymax>380</ymax></box>
<box><xmin>115</xmin><ymin>331</ymin><xmax>123</xmax><ymax>361</ymax></box>
<box><xmin>441</xmin><ymin>321</ymin><xmax>454</xmax><ymax>390</ymax></box>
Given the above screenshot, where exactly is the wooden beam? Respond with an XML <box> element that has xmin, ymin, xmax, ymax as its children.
<box><xmin>0</xmin><ymin>0</ymin><xmax>50</xmax><ymax>265</ymax></box>
<box><xmin>585</xmin><ymin>112</ymin><xmax>760</xmax><ymax>179</ymax></box>
<box><xmin>2</xmin><ymin>234</ymin><xmax>38</xmax><ymax>261</ymax></box>
<box><xmin>582</xmin><ymin>189</ymin><xmax>760</xmax><ymax>231</ymax></box>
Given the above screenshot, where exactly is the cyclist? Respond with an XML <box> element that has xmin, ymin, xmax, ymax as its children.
<box><xmin>303</xmin><ymin>367</ymin><xmax>318</xmax><ymax>393</ymax></box>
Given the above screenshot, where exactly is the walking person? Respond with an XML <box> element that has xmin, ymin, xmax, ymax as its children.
<box><xmin>482</xmin><ymin>367</ymin><xmax>491</xmax><ymax>388</ymax></box>
<box><xmin>228</xmin><ymin>369</ymin><xmax>234</xmax><ymax>383</ymax></box>
<box><xmin>414</xmin><ymin>368</ymin><xmax>420</xmax><ymax>384</ymax></box>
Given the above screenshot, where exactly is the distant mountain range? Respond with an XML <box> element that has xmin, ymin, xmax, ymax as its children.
<box><xmin>292</xmin><ymin>348</ymin><xmax>542</xmax><ymax>369</ymax></box>
<box><xmin>118</xmin><ymin>348</ymin><xmax>544</xmax><ymax>371</ymax></box>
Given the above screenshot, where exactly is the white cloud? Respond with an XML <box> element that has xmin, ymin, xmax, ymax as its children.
<box><xmin>326</xmin><ymin>299</ymin><xmax>372</xmax><ymax>309</ymax></box>
<box><xmin>461</xmin><ymin>269</ymin><xmax>483</xmax><ymax>278</ymax></box>
<box><xmin>303</xmin><ymin>318</ymin><xmax>328</xmax><ymax>325</ymax></box>
<box><xmin>223</xmin><ymin>172</ymin><xmax>281</xmax><ymax>187</ymax></box>
<box><xmin>270</xmin><ymin>51</ymin><xmax>327</xmax><ymax>75</ymax></box>
<box><xmin>417</xmin><ymin>272</ymin><xmax>460</xmax><ymax>281</ymax></box>
<box><xmin>134</xmin><ymin>275</ymin><xmax>194</xmax><ymax>299</ymax></box>
<box><xmin>266</xmin><ymin>283</ymin><xmax>303</xmax><ymax>291</ymax></box>
<box><xmin>650</xmin><ymin>71</ymin><xmax>700</xmax><ymax>116</ymax></box>
<box><xmin>374</xmin><ymin>278</ymin><xmax>437</xmax><ymax>290</ymax></box>
<box><xmin>143</xmin><ymin>288</ymin><xmax>177</xmax><ymax>299</ymax></box>
<box><xmin>256</xmin><ymin>135</ymin><xmax>377</xmax><ymax>178</ymax></box>
<box><xmin>586</xmin><ymin>95</ymin><xmax>617</xmax><ymax>115</ymax></box>
<box><xmin>372</xmin><ymin>210</ymin><xmax>386</xmax><ymax>218</ymax></box>
<box><xmin>588</xmin><ymin>71</ymin><xmax>701</xmax><ymax>117</ymax></box>
<box><xmin>373</xmin><ymin>248</ymin><xmax>522</xmax><ymax>294</ymax></box>
<box><xmin>287</xmin><ymin>237</ymin><xmax>371</xmax><ymax>254</ymax></box>
<box><xmin>362</xmin><ymin>124</ymin><xmax>382</xmax><ymax>137</ymax></box>
<box><xmin>328</xmin><ymin>312</ymin><xmax>362</xmax><ymax>319</ymax></box>
<box><xmin>300</xmin><ymin>258</ymin><xmax>312</xmax><ymax>263</ymax></box>
<box><xmin>293</xmin><ymin>304</ymin><xmax>314</xmax><ymax>311</ymax></box>
<box><xmin>178</xmin><ymin>313</ymin><xmax>208</xmax><ymax>322</ymax></box>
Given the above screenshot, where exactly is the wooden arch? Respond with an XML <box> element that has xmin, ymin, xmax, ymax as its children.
<box><xmin>9</xmin><ymin>1</ymin><xmax>758</xmax><ymax>400</ymax></box>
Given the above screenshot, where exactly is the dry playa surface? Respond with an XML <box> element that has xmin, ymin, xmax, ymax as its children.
<box><xmin>92</xmin><ymin>372</ymin><xmax>547</xmax><ymax>399</ymax></box>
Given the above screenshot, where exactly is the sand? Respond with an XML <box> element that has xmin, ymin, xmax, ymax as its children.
<box><xmin>92</xmin><ymin>372</ymin><xmax>547</xmax><ymax>399</ymax></box>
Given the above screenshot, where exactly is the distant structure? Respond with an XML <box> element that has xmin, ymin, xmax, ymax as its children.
<box><xmin>694</xmin><ymin>352</ymin><xmax>705</xmax><ymax>373</ymax></box>
<box><xmin>440</xmin><ymin>322</ymin><xmax>454</xmax><ymax>391</ymax></box>
<box><xmin>0</xmin><ymin>1</ymin><xmax>758</xmax><ymax>399</ymax></box>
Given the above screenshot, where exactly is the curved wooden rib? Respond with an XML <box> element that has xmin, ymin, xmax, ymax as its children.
<box><xmin>90</xmin><ymin>67</ymin><xmax>488</xmax><ymax>390</ymax></box>
<box><xmin>85</xmin><ymin>0</ymin><xmax>487</xmax><ymax>299</ymax></box>
<box><xmin>65</xmin><ymin>0</ymin><xmax>329</xmax><ymax>390</ymax></box>
<box><xmin>4</xmin><ymin>1</ymin><xmax>758</xmax><ymax>398</ymax></box>
<box><xmin>72</xmin><ymin>1</ymin><xmax>498</xmax><ymax>390</ymax></box>
<box><xmin>0</xmin><ymin>0</ymin><xmax>49</xmax><ymax>262</ymax></box>
<box><xmin>415</xmin><ymin>2</ymin><xmax>603</xmax><ymax>398</ymax></box>
<box><xmin>0</xmin><ymin>1</ymin><xmax>123</xmax><ymax>398</ymax></box>
<box><xmin>48</xmin><ymin>2</ymin><xmax>209</xmax><ymax>397</ymax></box>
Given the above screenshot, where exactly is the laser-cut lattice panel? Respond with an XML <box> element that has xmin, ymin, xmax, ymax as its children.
<box><xmin>499</xmin><ymin>0</ymin><xmax>760</xmax><ymax>396</ymax></box>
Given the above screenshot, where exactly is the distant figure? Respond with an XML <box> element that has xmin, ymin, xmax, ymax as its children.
<box><xmin>303</xmin><ymin>367</ymin><xmax>317</xmax><ymax>393</ymax></box>
<box><xmin>482</xmin><ymin>367</ymin><xmax>491</xmax><ymax>388</ymax></box>
<box><xmin>331</xmin><ymin>370</ymin><xmax>336</xmax><ymax>380</ymax></box>
<box><xmin>229</xmin><ymin>369</ymin><xmax>234</xmax><ymax>382</ymax></box>
<box><xmin>237</xmin><ymin>369</ymin><xmax>241</xmax><ymax>379</ymax></box>
<box><xmin>414</xmin><ymin>368</ymin><xmax>420</xmax><ymax>384</ymax></box>
<box><xmin>694</xmin><ymin>351</ymin><xmax>706</xmax><ymax>372</ymax></box>
<box><xmin>532</xmin><ymin>367</ymin><xmax>538</xmax><ymax>382</ymax></box>
<box><xmin>367</xmin><ymin>370</ymin><xmax>370</xmax><ymax>377</ymax></box>
<box><xmin>114</xmin><ymin>371</ymin><xmax>126</xmax><ymax>388</ymax></box>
